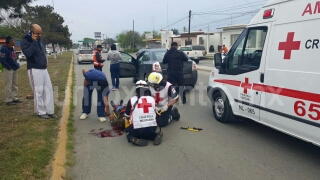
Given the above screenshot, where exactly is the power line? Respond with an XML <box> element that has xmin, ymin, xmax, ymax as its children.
<box><xmin>161</xmin><ymin>16</ymin><xmax>188</xmax><ymax>30</ymax></box>
<box><xmin>191</xmin><ymin>9</ymin><xmax>259</xmax><ymax>29</ymax></box>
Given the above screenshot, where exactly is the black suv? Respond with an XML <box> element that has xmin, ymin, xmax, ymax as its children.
<box><xmin>119</xmin><ymin>48</ymin><xmax>198</xmax><ymax>88</ymax></box>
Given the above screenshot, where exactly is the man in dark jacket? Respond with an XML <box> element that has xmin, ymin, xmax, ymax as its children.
<box><xmin>162</xmin><ymin>42</ymin><xmax>188</xmax><ymax>104</ymax></box>
<box><xmin>0</xmin><ymin>36</ymin><xmax>22</xmax><ymax>105</ymax></box>
<box><xmin>21</xmin><ymin>24</ymin><xmax>57</xmax><ymax>119</ymax></box>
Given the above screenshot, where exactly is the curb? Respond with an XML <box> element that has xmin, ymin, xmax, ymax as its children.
<box><xmin>51</xmin><ymin>56</ymin><xmax>74</xmax><ymax>180</ymax></box>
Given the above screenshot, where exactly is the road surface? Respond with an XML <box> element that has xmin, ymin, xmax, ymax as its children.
<box><xmin>69</xmin><ymin>50</ymin><xmax>320</xmax><ymax>180</ymax></box>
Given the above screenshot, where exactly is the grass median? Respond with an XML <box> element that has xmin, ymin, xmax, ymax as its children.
<box><xmin>0</xmin><ymin>52</ymin><xmax>73</xmax><ymax>180</ymax></box>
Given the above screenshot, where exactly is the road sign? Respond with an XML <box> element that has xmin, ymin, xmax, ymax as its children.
<box><xmin>94</xmin><ymin>32</ymin><xmax>101</xmax><ymax>38</ymax></box>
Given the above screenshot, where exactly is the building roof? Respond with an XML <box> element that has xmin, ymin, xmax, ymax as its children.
<box><xmin>217</xmin><ymin>24</ymin><xmax>247</xmax><ymax>30</ymax></box>
<box><xmin>179</xmin><ymin>31</ymin><xmax>205</xmax><ymax>37</ymax></box>
<box><xmin>143</xmin><ymin>38</ymin><xmax>161</xmax><ymax>42</ymax></box>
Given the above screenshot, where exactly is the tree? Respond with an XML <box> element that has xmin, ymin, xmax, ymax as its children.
<box><xmin>0</xmin><ymin>26</ymin><xmax>19</xmax><ymax>37</ymax></box>
<box><xmin>21</xmin><ymin>5</ymin><xmax>72</xmax><ymax>52</ymax></box>
<box><xmin>103</xmin><ymin>38</ymin><xmax>115</xmax><ymax>44</ymax></box>
<box><xmin>117</xmin><ymin>31</ymin><xmax>142</xmax><ymax>49</ymax></box>
<box><xmin>171</xmin><ymin>28</ymin><xmax>179</xmax><ymax>35</ymax></box>
<box><xmin>183</xmin><ymin>26</ymin><xmax>187</xmax><ymax>32</ymax></box>
<box><xmin>0</xmin><ymin>0</ymin><xmax>34</xmax><ymax>22</ymax></box>
<box><xmin>209</xmin><ymin>45</ymin><xmax>215</xmax><ymax>52</ymax></box>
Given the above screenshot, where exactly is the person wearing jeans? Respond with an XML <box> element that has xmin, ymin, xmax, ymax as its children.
<box><xmin>107</xmin><ymin>44</ymin><xmax>122</xmax><ymax>91</ymax></box>
<box><xmin>80</xmin><ymin>69</ymin><xmax>114</xmax><ymax>123</ymax></box>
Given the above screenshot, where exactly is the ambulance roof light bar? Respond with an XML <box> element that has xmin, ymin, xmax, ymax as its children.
<box><xmin>263</xmin><ymin>9</ymin><xmax>274</xmax><ymax>19</ymax></box>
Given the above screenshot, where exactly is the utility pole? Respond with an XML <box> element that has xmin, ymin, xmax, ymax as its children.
<box><xmin>103</xmin><ymin>34</ymin><xmax>105</xmax><ymax>40</ymax></box>
<box><xmin>167</xmin><ymin>1</ymin><xmax>169</xmax><ymax>28</ymax></box>
<box><xmin>133</xmin><ymin>20</ymin><xmax>135</xmax><ymax>49</ymax></box>
<box><xmin>152</xmin><ymin>16</ymin><xmax>155</xmax><ymax>32</ymax></box>
<box><xmin>207</xmin><ymin>24</ymin><xmax>209</xmax><ymax>53</ymax></box>
<box><xmin>188</xmin><ymin>10</ymin><xmax>191</xmax><ymax>45</ymax></box>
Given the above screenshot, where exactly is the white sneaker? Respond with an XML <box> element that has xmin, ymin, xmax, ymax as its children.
<box><xmin>80</xmin><ymin>113</ymin><xmax>88</xmax><ymax>120</ymax></box>
<box><xmin>98</xmin><ymin>117</ymin><xmax>107</xmax><ymax>122</ymax></box>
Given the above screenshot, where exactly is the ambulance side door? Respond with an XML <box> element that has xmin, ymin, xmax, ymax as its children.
<box><xmin>220</xmin><ymin>25</ymin><xmax>270</xmax><ymax>121</ymax></box>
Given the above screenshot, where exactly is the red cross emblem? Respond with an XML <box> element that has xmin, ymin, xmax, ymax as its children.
<box><xmin>153</xmin><ymin>92</ymin><xmax>164</xmax><ymax>104</ymax></box>
<box><xmin>278</xmin><ymin>32</ymin><xmax>301</xmax><ymax>60</ymax></box>
<box><xmin>241</xmin><ymin>78</ymin><xmax>252</xmax><ymax>94</ymax></box>
<box><xmin>137</xmin><ymin>98</ymin><xmax>152</xmax><ymax>113</ymax></box>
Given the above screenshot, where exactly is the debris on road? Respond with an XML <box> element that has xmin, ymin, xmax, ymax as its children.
<box><xmin>180</xmin><ymin>127</ymin><xmax>203</xmax><ymax>132</ymax></box>
<box><xmin>90</xmin><ymin>129</ymin><xmax>123</xmax><ymax>138</ymax></box>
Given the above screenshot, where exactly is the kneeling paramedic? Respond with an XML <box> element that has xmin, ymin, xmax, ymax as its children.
<box><xmin>148</xmin><ymin>72</ymin><xmax>180</xmax><ymax>127</ymax></box>
<box><xmin>80</xmin><ymin>69</ymin><xmax>114</xmax><ymax>122</ymax></box>
<box><xmin>124</xmin><ymin>80</ymin><xmax>163</xmax><ymax>146</ymax></box>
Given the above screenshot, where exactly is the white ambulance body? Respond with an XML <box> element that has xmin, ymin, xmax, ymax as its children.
<box><xmin>207</xmin><ymin>0</ymin><xmax>320</xmax><ymax>146</ymax></box>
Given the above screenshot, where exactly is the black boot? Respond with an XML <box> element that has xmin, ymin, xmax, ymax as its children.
<box><xmin>171</xmin><ymin>107</ymin><xmax>180</xmax><ymax>121</ymax></box>
<box><xmin>110</xmin><ymin>101</ymin><xmax>115</xmax><ymax>108</ymax></box>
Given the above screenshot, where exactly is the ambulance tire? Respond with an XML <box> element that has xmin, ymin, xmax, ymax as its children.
<box><xmin>212</xmin><ymin>91</ymin><xmax>234</xmax><ymax>123</ymax></box>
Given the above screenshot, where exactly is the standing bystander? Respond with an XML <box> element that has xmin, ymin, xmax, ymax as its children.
<box><xmin>21</xmin><ymin>24</ymin><xmax>57</xmax><ymax>119</ymax></box>
<box><xmin>162</xmin><ymin>42</ymin><xmax>188</xmax><ymax>104</ymax></box>
<box><xmin>93</xmin><ymin>45</ymin><xmax>105</xmax><ymax>71</ymax></box>
<box><xmin>107</xmin><ymin>44</ymin><xmax>122</xmax><ymax>91</ymax></box>
<box><xmin>0</xmin><ymin>36</ymin><xmax>22</xmax><ymax>105</ymax></box>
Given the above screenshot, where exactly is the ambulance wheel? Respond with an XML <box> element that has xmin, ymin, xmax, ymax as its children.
<box><xmin>212</xmin><ymin>91</ymin><xmax>234</xmax><ymax>123</ymax></box>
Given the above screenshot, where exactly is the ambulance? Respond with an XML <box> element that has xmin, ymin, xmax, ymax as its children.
<box><xmin>207</xmin><ymin>0</ymin><xmax>320</xmax><ymax>146</ymax></box>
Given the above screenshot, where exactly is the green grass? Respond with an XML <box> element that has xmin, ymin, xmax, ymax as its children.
<box><xmin>65</xmin><ymin>60</ymin><xmax>76</xmax><ymax>180</ymax></box>
<box><xmin>0</xmin><ymin>52</ymin><xmax>73</xmax><ymax>180</ymax></box>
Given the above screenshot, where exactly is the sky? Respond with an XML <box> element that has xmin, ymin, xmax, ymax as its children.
<box><xmin>30</xmin><ymin>0</ymin><xmax>269</xmax><ymax>43</ymax></box>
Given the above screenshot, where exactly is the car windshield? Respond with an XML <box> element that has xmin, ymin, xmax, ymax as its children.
<box><xmin>180</xmin><ymin>47</ymin><xmax>192</xmax><ymax>51</ymax></box>
<box><xmin>153</xmin><ymin>51</ymin><xmax>167</xmax><ymax>61</ymax></box>
<box><xmin>192</xmin><ymin>46</ymin><xmax>205</xmax><ymax>50</ymax></box>
<box><xmin>80</xmin><ymin>50</ymin><xmax>92</xmax><ymax>54</ymax></box>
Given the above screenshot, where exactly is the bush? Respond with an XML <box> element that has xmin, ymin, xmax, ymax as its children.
<box><xmin>124</xmin><ymin>48</ymin><xmax>139</xmax><ymax>53</ymax></box>
<box><xmin>209</xmin><ymin>45</ymin><xmax>215</xmax><ymax>52</ymax></box>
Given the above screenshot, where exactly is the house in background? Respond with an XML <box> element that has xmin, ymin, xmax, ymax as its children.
<box><xmin>143</xmin><ymin>38</ymin><xmax>162</xmax><ymax>48</ymax></box>
<box><xmin>161</xmin><ymin>24</ymin><xmax>247</xmax><ymax>53</ymax></box>
<box><xmin>0</xmin><ymin>37</ymin><xmax>6</xmax><ymax>48</ymax></box>
<box><xmin>216</xmin><ymin>24</ymin><xmax>247</xmax><ymax>50</ymax></box>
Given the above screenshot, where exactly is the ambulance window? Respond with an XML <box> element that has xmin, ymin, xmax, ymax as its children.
<box><xmin>226</xmin><ymin>27</ymin><xmax>268</xmax><ymax>73</ymax></box>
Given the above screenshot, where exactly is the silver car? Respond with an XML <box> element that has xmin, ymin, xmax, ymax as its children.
<box><xmin>76</xmin><ymin>49</ymin><xmax>93</xmax><ymax>64</ymax></box>
<box><xmin>18</xmin><ymin>53</ymin><xmax>26</xmax><ymax>61</ymax></box>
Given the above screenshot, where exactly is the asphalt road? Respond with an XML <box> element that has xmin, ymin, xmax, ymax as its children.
<box><xmin>70</xmin><ymin>51</ymin><xmax>320</xmax><ymax>180</ymax></box>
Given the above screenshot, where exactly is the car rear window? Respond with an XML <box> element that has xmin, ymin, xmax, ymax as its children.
<box><xmin>180</xmin><ymin>47</ymin><xmax>192</xmax><ymax>51</ymax></box>
<box><xmin>192</xmin><ymin>46</ymin><xmax>205</xmax><ymax>50</ymax></box>
<box><xmin>80</xmin><ymin>50</ymin><xmax>92</xmax><ymax>54</ymax></box>
<box><xmin>154</xmin><ymin>51</ymin><xmax>166</xmax><ymax>61</ymax></box>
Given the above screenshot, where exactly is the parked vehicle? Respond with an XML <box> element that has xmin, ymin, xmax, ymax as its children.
<box><xmin>207</xmin><ymin>0</ymin><xmax>320</xmax><ymax>147</ymax></box>
<box><xmin>136</xmin><ymin>48</ymin><xmax>149</xmax><ymax>57</ymax></box>
<box><xmin>18</xmin><ymin>53</ymin><xmax>26</xmax><ymax>61</ymax></box>
<box><xmin>178</xmin><ymin>46</ymin><xmax>203</xmax><ymax>64</ymax></box>
<box><xmin>119</xmin><ymin>48</ymin><xmax>198</xmax><ymax>88</ymax></box>
<box><xmin>189</xmin><ymin>45</ymin><xmax>207</xmax><ymax>57</ymax></box>
<box><xmin>46</xmin><ymin>48</ymin><xmax>52</xmax><ymax>55</ymax></box>
<box><xmin>76</xmin><ymin>49</ymin><xmax>93</xmax><ymax>64</ymax></box>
